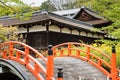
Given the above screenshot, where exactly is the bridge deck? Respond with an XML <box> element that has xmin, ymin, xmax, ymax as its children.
<box><xmin>0</xmin><ymin>57</ymin><xmax>107</xmax><ymax>80</ymax></box>
<box><xmin>38</xmin><ymin>57</ymin><xmax>107</xmax><ymax>80</ymax></box>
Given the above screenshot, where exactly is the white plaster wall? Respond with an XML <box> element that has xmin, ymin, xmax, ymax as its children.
<box><xmin>18</xmin><ymin>27</ymin><xmax>27</xmax><ymax>33</ymax></box>
<box><xmin>72</xmin><ymin>30</ymin><xmax>79</xmax><ymax>35</ymax></box>
<box><xmin>29</xmin><ymin>25</ymin><xmax>46</xmax><ymax>32</ymax></box>
<box><xmin>94</xmin><ymin>34</ymin><xmax>98</xmax><ymax>38</ymax></box>
<box><xmin>80</xmin><ymin>31</ymin><xmax>86</xmax><ymax>36</ymax></box>
<box><xmin>18</xmin><ymin>25</ymin><xmax>46</xmax><ymax>33</ymax></box>
<box><xmin>62</xmin><ymin>28</ymin><xmax>71</xmax><ymax>34</ymax></box>
<box><xmin>99</xmin><ymin>35</ymin><xmax>103</xmax><ymax>38</ymax></box>
<box><xmin>87</xmin><ymin>33</ymin><xmax>93</xmax><ymax>37</ymax></box>
<box><xmin>49</xmin><ymin>25</ymin><xmax>60</xmax><ymax>32</ymax></box>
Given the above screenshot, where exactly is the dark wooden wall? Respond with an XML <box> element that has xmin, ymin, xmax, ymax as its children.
<box><xmin>28</xmin><ymin>32</ymin><xmax>47</xmax><ymax>49</ymax></box>
<box><xmin>49</xmin><ymin>31</ymin><xmax>96</xmax><ymax>46</ymax></box>
<box><xmin>24</xmin><ymin>31</ymin><xmax>98</xmax><ymax>49</ymax></box>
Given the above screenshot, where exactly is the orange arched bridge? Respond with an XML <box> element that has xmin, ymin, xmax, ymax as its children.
<box><xmin>0</xmin><ymin>41</ymin><xmax>120</xmax><ymax>80</ymax></box>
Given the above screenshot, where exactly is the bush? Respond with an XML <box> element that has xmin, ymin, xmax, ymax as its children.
<box><xmin>0</xmin><ymin>25</ymin><xmax>18</xmax><ymax>43</ymax></box>
<box><xmin>92</xmin><ymin>42</ymin><xmax>120</xmax><ymax>67</ymax></box>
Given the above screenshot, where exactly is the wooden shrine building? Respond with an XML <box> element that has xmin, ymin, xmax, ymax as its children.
<box><xmin>0</xmin><ymin>6</ymin><xmax>115</xmax><ymax>49</ymax></box>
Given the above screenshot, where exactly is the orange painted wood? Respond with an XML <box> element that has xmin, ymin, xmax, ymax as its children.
<box><xmin>0</xmin><ymin>41</ymin><xmax>120</xmax><ymax>80</ymax></box>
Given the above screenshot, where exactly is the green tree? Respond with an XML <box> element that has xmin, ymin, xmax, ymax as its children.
<box><xmin>76</xmin><ymin>0</ymin><xmax>120</xmax><ymax>43</ymax></box>
<box><xmin>0</xmin><ymin>0</ymin><xmax>26</xmax><ymax>43</ymax></box>
<box><xmin>0</xmin><ymin>25</ymin><xmax>18</xmax><ymax>43</ymax></box>
<box><xmin>0</xmin><ymin>0</ymin><xmax>25</xmax><ymax>16</ymax></box>
<box><xmin>91</xmin><ymin>0</ymin><xmax>120</xmax><ymax>39</ymax></box>
<box><xmin>75</xmin><ymin>0</ymin><xmax>93</xmax><ymax>8</ymax></box>
<box><xmin>62</xmin><ymin>0</ymin><xmax>76</xmax><ymax>9</ymax></box>
<box><xmin>40</xmin><ymin>1</ymin><xmax>57</xmax><ymax>11</ymax></box>
<box><xmin>0</xmin><ymin>0</ymin><xmax>41</xmax><ymax>43</ymax></box>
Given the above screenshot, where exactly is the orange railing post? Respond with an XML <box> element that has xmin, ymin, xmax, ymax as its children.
<box><xmin>46</xmin><ymin>45</ymin><xmax>54</xmax><ymax>80</ymax></box>
<box><xmin>3</xmin><ymin>51</ymin><xmax>7</xmax><ymax>59</ymax></box>
<box><xmin>9</xmin><ymin>42</ymin><xmax>13</xmax><ymax>59</ymax></box>
<box><xmin>68</xmin><ymin>43</ymin><xmax>71</xmax><ymax>56</ymax></box>
<box><xmin>86</xmin><ymin>46</ymin><xmax>90</xmax><ymax>61</ymax></box>
<box><xmin>25</xmin><ymin>46</ymin><xmax>29</xmax><ymax>65</ymax></box>
<box><xmin>53</xmin><ymin>48</ymin><xmax>56</xmax><ymax>57</ymax></box>
<box><xmin>111</xmin><ymin>46</ymin><xmax>118</xmax><ymax>80</ymax></box>
<box><xmin>57</xmin><ymin>67</ymin><xmax>63</xmax><ymax>80</ymax></box>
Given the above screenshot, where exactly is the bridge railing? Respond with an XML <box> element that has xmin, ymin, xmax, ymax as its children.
<box><xmin>0</xmin><ymin>41</ymin><xmax>55</xmax><ymax>80</ymax></box>
<box><xmin>42</xmin><ymin>42</ymin><xmax>119</xmax><ymax>80</ymax></box>
<box><xmin>0</xmin><ymin>41</ymin><xmax>120</xmax><ymax>80</ymax></box>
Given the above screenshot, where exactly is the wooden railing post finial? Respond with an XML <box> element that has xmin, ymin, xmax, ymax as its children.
<box><xmin>112</xmin><ymin>46</ymin><xmax>116</xmax><ymax>53</ymax></box>
<box><xmin>57</xmin><ymin>67</ymin><xmax>63</xmax><ymax>80</ymax></box>
<box><xmin>48</xmin><ymin>45</ymin><xmax>53</xmax><ymax>55</ymax></box>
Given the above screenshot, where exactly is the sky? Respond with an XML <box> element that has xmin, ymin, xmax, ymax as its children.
<box><xmin>21</xmin><ymin>0</ymin><xmax>47</xmax><ymax>6</ymax></box>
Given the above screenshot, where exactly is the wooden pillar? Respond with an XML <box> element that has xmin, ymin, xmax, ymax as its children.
<box><xmin>26</xmin><ymin>26</ymin><xmax>30</xmax><ymax>45</ymax></box>
<box><xmin>46</xmin><ymin>23</ymin><xmax>49</xmax><ymax>47</ymax></box>
<box><xmin>70</xmin><ymin>28</ymin><xmax>73</xmax><ymax>41</ymax></box>
<box><xmin>60</xmin><ymin>28</ymin><xmax>62</xmax><ymax>33</ymax></box>
<box><xmin>60</xmin><ymin>27</ymin><xmax>63</xmax><ymax>44</ymax></box>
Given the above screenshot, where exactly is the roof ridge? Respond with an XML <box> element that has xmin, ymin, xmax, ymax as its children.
<box><xmin>48</xmin><ymin>11</ymin><xmax>92</xmax><ymax>26</ymax></box>
<box><xmin>83</xmin><ymin>6</ymin><xmax>98</xmax><ymax>14</ymax></box>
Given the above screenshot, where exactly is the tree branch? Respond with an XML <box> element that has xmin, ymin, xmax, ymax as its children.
<box><xmin>0</xmin><ymin>1</ymin><xmax>16</xmax><ymax>12</ymax></box>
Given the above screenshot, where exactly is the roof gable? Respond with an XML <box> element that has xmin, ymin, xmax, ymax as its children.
<box><xmin>73</xmin><ymin>6</ymin><xmax>105</xmax><ymax>21</ymax></box>
<box><xmin>73</xmin><ymin>9</ymin><xmax>97</xmax><ymax>21</ymax></box>
<box><xmin>72</xmin><ymin>6</ymin><xmax>111</xmax><ymax>27</ymax></box>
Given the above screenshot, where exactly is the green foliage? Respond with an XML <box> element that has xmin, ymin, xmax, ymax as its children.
<box><xmin>75</xmin><ymin>0</ymin><xmax>120</xmax><ymax>40</ymax></box>
<box><xmin>62</xmin><ymin>0</ymin><xmax>76</xmax><ymax>9</ymax></box>
<box><xmin>72</xmin><ymin>42</ymin><xmax>120</xmax><ymax>67</ymax></box>
<box><xmin>0</xmin><ymin>0</ymin><xmax>24</xmax><ymax>16</ymax></box>
<box><xmin>0</xmin><ymin>0</ymin><xmax>39</xmax><ymax>19</ymax></box>
<box><xmin>92</xmin><ymin>0</ymin><xmax>120</xmax><ymax>39</ymax></box>
<box><xmin>40</xmin><ymin>1</ymin><xmax>57</xmax><ymax>11</ymax></box>
<box><xmin>0</xmin><ymin>25</ymin><xmax>18</xmax><ymax>43</ymax></box>
<box><xmin>92</xmin><ymin>43</ymin><xmax>120</xmax><ymax>67</ymax></box>
<box><xmin>75</xmin><ymin>0</ymin><xmax>93</xmax><ymax>8</ymax></box>
<box><xmin>76</xmin><ymin>0</ymin><xmax>120</xmax><ymax>67</ymax></box>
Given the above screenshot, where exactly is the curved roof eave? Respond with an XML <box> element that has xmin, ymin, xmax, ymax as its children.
<box><xmin>0</xmin><ymin>13</ymin><xmax>50</xmax><ymax>26</ymax></box>
<box><xmin>0</xmin><ymin>10</ymin><xmax>104</xmax><ymax>34</ymax></box>
<box><xmin>48</xmin><ymin>12</ymin><xmax>104</xmax><ymax>34</ymax></box>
